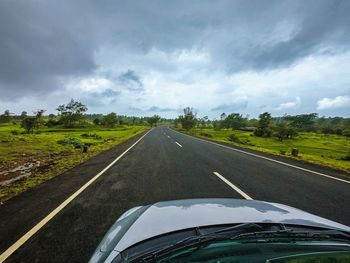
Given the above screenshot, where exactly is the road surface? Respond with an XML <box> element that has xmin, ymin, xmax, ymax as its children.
<box><xmin>0</xmin><ymin>126</ymin><xmax>349</xmax><ymax>262</ymax></box>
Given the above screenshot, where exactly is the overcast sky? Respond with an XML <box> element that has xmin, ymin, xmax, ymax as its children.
<box><xmin>0</xmin><ymin>0</ymin><xmax>349</xmax><ymax>118</ymax></box>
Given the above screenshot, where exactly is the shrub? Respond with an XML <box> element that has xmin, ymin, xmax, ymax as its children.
<box><xmin>10</xmin><ymin>130</ymin><xmax>20</xmax><ymax>135</ymax></box>
<box><xmin>57</xmin><ymin>137</ymin><xmax>84</xmax><ymax>148</ymax></box>
<box><xmin>80</xmin><ymin>133</ymin><xmax>102</xmax><ymax>140</ymax></box>
<box><xmin>199</xmin><ymin>132</ymin><xmax>213</xmax><ymax>138</ymax></box>
<box><xmin>343</xmin><ymin>129</ymin><xmax>350</xmax><ymax>138</ymax></box>
<box><xmin>228</xmin><ymin>133</ymin><xmax>241</xmax><ymax>143</ymax></box>
<box><xmin>342</xmin><ymin>151</ymin><xmax>350</xmax><ymax>161</ymax></box>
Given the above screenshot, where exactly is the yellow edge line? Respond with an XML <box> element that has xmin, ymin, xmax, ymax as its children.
<box><xmin>0</xmin><ymin>129</ymin><xmax>152</xmax><ymax>263</ymax></box>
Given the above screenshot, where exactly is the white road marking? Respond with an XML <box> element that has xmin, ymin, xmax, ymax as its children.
<box><xmin>213</xmin><ymin>172</ymin><xmax>253</xmax><ymax>200</ymax></box>
<box><xmin>175</xmin><ymin>142</ymin><xmax>183</xmax><ymax>148</ymax></box>
<box><xmin>0</xmin><ymin>129</ymin><xmax>153</xmax><ymax>263</ymax></box>
<box><xmin>169</xmin><ymin>128</ymin><xmax>350</xmax><ymax>184</ymax></box>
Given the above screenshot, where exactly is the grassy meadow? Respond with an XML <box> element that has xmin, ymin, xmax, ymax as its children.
<box><xmin>0</xmin><ymin>123</ymin><xmax>148</xmax><ymax>201</ymax></box>
<box><xmin>187</xmin><ymin>128</ymin><xmax>350</xmax><ymax>173</ymax></box>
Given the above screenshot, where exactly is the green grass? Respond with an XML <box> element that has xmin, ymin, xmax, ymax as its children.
<box><xmin>186</xmin><ymin>128</ymin><xmax>350</xmax><ymax>173</ymax></box>
<box><xmin>0</xmin><ymin>123</ymin><xmax>149</xmax><ymax>201</ymax></box>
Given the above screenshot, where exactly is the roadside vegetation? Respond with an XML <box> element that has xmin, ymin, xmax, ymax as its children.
<box><xmin>174</xmin><ymin>108</ymin><xmax>350</xmax><ymax>173</ymax></box>
<box><xmin>0</xmin><ymin>99</ymin><xmax>167</xmax><ymax>201</ymax></box>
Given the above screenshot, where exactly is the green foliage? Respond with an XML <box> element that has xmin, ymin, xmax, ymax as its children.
<box><xmin>57</xmin><ymin>137</ymin><xmax>84</xmax><ymax>148</ymax></box>
<box><xmin>21</xmin><ymin>117</ymin><xmax>37</xmax><ymax>134</ymax></box>
<box><xmin>80</xmin><ymin>133</ymin><xmax>102</xmax><ymax>140</ymax></box>
<box><xmin>21</xmin><ymin>110</ymin><xmax>45</xmax><ymax>134</ymax></box>
<box><xmin>228</xmin><ymin>133</ymin><xmax>241</xmax><ymax>143</ymax></box>
<box><xmin>199</xmin><ymin>132</ymin><xmax>213</xmax><ymax>138</ymax></box>
<box><xmin>254</xmin><ymin>112</ymin><xmax>272</xmax><ymax>137</ymax></box>
<box><xmin>147</xmin><ymin>115</ymin><xmax>161</xmax><ymax>127</ymax></box>
<box><xmin>284</xmin><ymin>113</ymin><xmax>318</xmax><ymax>131</ymax></box>
<box><xmin>179</xmin><ymin>107</ymin><xmax>197</xmax><ymax>131</ymax></box>
<box><xmin>343</xmin><ymin>129</ymin><xmax>350</xmax><ymax>138</ymax></box>
<box><xmin>56</xmin><ymin>99</ymin><xmax>88</xmax><ymax>127</ymax></box>
<box><xmin>274</xmin><ymin>122</ymin><xmax>298</xmax><ymax>141</ymax></box>
<box><xmin>93</xmin><ymin>118</ymin><xmax>100</xmax><ymax>125</ymax></box>
<box><xmin>101</xmin><ymin>112</ymin><xmax>119</xmax><ymax>127</ymax></box>
<box><xmin>222</xmin><ymin>113</ymin><xmax>246</xmax><ymax>130</ymax></box>
<box><xmin>0</xmin><ymin>110</ymin><xmax>11</xmax><ymax>123</ymax></box>
<box><xmin>187</xmin><ymin>128</ymin><xmax>350</xmax><ymax>172</ymax></box>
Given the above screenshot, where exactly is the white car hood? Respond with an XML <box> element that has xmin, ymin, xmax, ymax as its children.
<box><xmin>115</xmin><ymin>198</ymin><xmax>350</xmax><ymax>251</ymax></box>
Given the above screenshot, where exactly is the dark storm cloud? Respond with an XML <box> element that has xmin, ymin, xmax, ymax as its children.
<box><xmin>1</xmin><ymin>0</ymin><xmax>350</xmax><ymax>102</ymax></box>
<box><xmin>118</xmin><ymin>70</ymin><xmax>144</xmax><ymax>91</ymax></box>
<box><xmin>0</xmin><ymin>1</ymin><xmax>99</xmax><ymax>100</ymax></box>
<box><xmin>83</xmin><ymin>89</ymin><xmax>121</xmax><ymax>106</ymax></box>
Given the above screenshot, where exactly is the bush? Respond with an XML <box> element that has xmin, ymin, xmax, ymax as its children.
<box><xmin>228</xmin><ymin>133</ymin><xmax>241</xmax><ymax>143</ymax></box>
<box><xmin>10</xmin><ymin>130</ymin><xmax>20</xmax><ymax>135</ymax></box>
<box><xmin>342</xmin><ymin>151</ymin><xmax>350</xmax><ymax>161</ymax></box>
<box><xmin>57</xmin><ymin>137</ymin><xmax>84</xmax><ymax>148</ymax></box>
<box><xmin>199</xmin><ymin>132</ymin><xmax>213</xmax><ymax>138</ymax></box>
<box><xmin>343</xmin><ymin>129</ymin><xmax>350</xmax><ymax>138</ymax></box>
<box><xmin>80</xmin><ymin>133</ymin><xmax>102</xmax><ymax>140</ymax></box>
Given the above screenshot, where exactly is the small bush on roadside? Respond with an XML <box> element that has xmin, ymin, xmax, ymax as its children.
<box><xmin>199</xmin><ymin>132</ymin><xmax>213</xmax><ymax>138</ymax></box>
<box><xmin>57</xmin><ymin>137</ymin><xmax>84</xmax><ymax>148</ymax></box>
<box><xmin>80</xmin><ymin>133</ymin><xmax>102</xmax><ymax>140</ymax></box>
<box><xmin>342</xmin><ymin>151</ymin><xmax>350</xmax><ymax>161</ymax></box>
<box><xmin>10</xmin><ymin>130</ymin><xmax>20</xmax><ymax>135</ymax></box>
<box><xmin>228</xmin><ymin>133</ymin><xmax>241</xmax><ymax>143</ymax></box>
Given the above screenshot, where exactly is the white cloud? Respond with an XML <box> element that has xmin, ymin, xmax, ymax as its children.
<box><xmin>317</xmin><ymin>96</ymin><xmax>350</xmax><ymax>110</ymax></box>
<box><xmin>276</xmin><ymin>97</ymin><xmax>301</xmax><ymax>110</ymax></box>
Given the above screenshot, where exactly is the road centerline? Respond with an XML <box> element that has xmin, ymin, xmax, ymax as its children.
<box><xmin>213</xmin><ymin>172</ymin><xmax>253</xmax><ymax>200</ymax></box>
<box><xmin>0</xmin><ymin>129</ymin><xmax>153</xmax><ymax>263</ymax></box>
<box><xmin>175</xmin><ymin>141</ymin><xmax>183</xmax><ymax>148</ymax></box>
<box><xmin>169</xmin><ymin>128</ymin><xmax>350</xmax><ymax>184</ymax></box>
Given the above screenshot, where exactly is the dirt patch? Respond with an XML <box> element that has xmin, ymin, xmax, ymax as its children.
<box><xmin>0</xmin><ymin>154</ymin><xmax>65</xmax><ymax>186</ymax></box>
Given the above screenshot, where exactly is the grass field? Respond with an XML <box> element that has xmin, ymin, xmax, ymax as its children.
<box><xmin>186</xmin><ymin>128</ymin><xmax>350</xmax><ymax>173</ymax></box>
<box><xmin>0</xmin><ymin>123</ymin><xmax>148</xmax><ymax>201</ymax></box>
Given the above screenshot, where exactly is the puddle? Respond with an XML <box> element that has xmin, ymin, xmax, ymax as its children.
<box><xmin>0</xmin><ymin>161</ymin><xmax>41</xmax><ymax>186</ymax></box>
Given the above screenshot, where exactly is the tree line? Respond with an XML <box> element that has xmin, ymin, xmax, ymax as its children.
<box><xmin>0</xmin><ymin>99</ymin><xmax>164</xmax><ymax>133</ymax></box>
<box><xmin>175</xmin><ymin>108</ymin><xmax>350</xmax><ymax>141</ymax></box>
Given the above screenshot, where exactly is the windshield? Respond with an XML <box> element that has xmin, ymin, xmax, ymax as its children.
<box><xmin>154</xmin><ymin>241</ymin><xmax>350</xmax><ymax>263</ymax></box>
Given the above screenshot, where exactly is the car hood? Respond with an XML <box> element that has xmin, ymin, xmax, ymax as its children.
<box><xmin>90</xmin><ymin>198</ymin><xmax>350</xmax><ymax>262</ymax></box>
<box><xmin>114</xmin><ymin>198</ymin><xmax>350</xmax><ymax>251</ymax></box>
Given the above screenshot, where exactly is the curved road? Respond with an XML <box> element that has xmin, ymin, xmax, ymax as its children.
<box><xmin>0</xmin><ymin>126</ymin><xmax>349</xmax><ymax>262</ymax></box>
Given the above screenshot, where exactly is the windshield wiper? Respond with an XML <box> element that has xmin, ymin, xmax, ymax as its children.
<box><xmin>135</xmin><ymin>225</ymin><xmax>350</xmax><ymax>262</ymax></box>
<box><xmin>136</xmin><ymin>223</ymin><xmax>264</xmax><ymax>262</ymax></box>
<box><xmin>231</xmin><ymin>229</ymin><xmax>350</xmax><ymax>243</ymax></box>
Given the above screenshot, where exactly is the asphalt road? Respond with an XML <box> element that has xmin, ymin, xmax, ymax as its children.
<box><xmin>0</xmin><ymin>126</ymin><xmax>349</xmax><ymax>262</ymax></box>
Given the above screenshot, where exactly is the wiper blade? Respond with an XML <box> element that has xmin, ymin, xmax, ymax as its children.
<box><xmin>138</xmin><ymin>223</ymin><xmax>263</xmax><ymax>261</ymax></box>
<box><xmin>231</xmin><ymin>229</ymin><xmax>350</xmax><ymax>243</ymax></box>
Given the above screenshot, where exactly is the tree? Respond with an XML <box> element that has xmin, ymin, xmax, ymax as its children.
<box><xmin>21</xmin><ymin>117</ymin><xmax>37</xmax><ymax>134</ymax></box>
<box><xmin>21</xmin><ymin>110</ymin><xmax>45</xmax><ymax>133</ymax></box>
<box><xmin>275</xmin><ymin>122</ymin><xmax>298</xmax><ymax>141</ymax></box>
<box><xmin>179</xmin><ymin>107</ymin><xmax>197</xmax><ymax>131</ymax></box>
<box><xmin>56</xmin><ymin>99</ymin><xmax>87</xmax><ymax>127</ymax></box>
<box><xmin>220</xmin><ymin>113</ymin><xmax>227</xmax><ymax>120</ymax></box>
<box><xmin>147</xmin><ymin>115</ymin><xmax>161</xmax><ymax>127</ymax></box>
<box><xmin>20</xmin><ymin>111</ymin><xmax>27</xmax><ymax>119</ymax></box>
<box><xmin>0</xmin><ymin>110</ymin><xmax>11</xmax><ymax>123</ymax></box>
<box><xmin>101</xmin><ymin>112</ymin><xmax>119</xmax><ymax>127</ymax></box>
<box><xmin>93</xmin><ymin>118</ymin><xmax>100</xmax><ymax>125</ymax></box>
<box><xmin>222</xmin><ymin>113</ymin><xmax>246</xmax><ymax>130</ymax></box>
<box><xmin>254</xmin><ymin>112</ymin><xmax>272</xmax><ymax>137</ymax></box>
<box><xmin>285</xmin><ymin>113</ymin><xmax>318</xmax><ymax>131</ymax></box>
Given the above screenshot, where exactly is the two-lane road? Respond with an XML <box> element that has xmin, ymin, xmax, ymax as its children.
<box><xmin>1</xmin><ymin>126</ymin><xmax>349</xmax><ymax>262</ymax></box>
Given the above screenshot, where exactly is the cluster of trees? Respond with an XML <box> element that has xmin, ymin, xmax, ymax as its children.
<box><xmin>174</xmin><ymin>108</ymin><xmax>350</xmax><ymax>141</ymax></box>
<box><xmin>1</xmin><ymin>99</ymin><xmax>164</xmax><ymax>134</ymax></box>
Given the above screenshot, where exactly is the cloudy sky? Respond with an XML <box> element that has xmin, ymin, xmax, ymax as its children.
<box><xmin>1</xmin><ymin>0</ymin><xmax>349</xmax><ymax>118</ymax></box>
